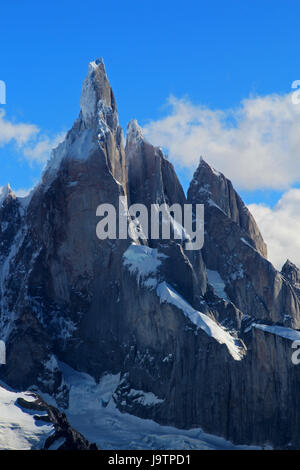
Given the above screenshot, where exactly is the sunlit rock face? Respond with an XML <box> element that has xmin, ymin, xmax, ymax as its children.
<box><xmin>282</xmin><ymin>259</ymin><xmax>300</xmax><ymax>299</ymax></box>
<box><xmin>188</xmin><ymin>158</ymin><xmax>300</xmax><ymax>329</ymax></box>
<box><xmin>188</xmin><ymin>158</ymin><xmax>267</xmax><ymax>257</ymax></box>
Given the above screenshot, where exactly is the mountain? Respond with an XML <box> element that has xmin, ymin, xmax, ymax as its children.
<box><xmin>1</xmin><ymin>58</ymin><xmax>300</xmax><ymax>449</ymax></box>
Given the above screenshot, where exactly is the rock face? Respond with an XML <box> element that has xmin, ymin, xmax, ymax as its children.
<box><xmin>1</xmin><ymin>58</ymin><xmax>300</xmax><ymax>449</ymax></box>
<box><xmin>189</xmin><ymin>159</ymin><xmax>267</xmax><ymax>257</ymax></box>
<box><xmin>126</xmin><ymin>119</ymin><xmax>207</xmax><ymax>305</ymax></box>
<box><xmin>0</xmin><ymin>185</ymin><xmax>21</xmax><ymax>262</ymax></box>
<box><xmin>282</xmin><ymin>259</ymin><xmax>300</xmax><ymax>299</ymax></box>
<box><xmin>188</xmin><ymin>159</ymin><xmax>300</xmax><ymax>329</ymax></box>
<box><xmin>126</xmin><ymin>119</ymin><xmax>186</xmax><ymax>209</ymax></box>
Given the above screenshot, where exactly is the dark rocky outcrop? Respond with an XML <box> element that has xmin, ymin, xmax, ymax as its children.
<box><xmin>17</xmin><ymin>394</ymin><xmax>98</xmax><ymax>450</ymax></box>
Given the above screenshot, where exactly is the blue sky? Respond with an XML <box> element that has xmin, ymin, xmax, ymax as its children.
<box><xmin>0</xmin><ymin>0</ymin><xmax>300</xmax><ymax>211</ymax></box>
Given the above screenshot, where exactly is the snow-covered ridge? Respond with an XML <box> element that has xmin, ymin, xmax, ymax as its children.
<box><xmin>156</xmin><ymin>282</ymin><xmax>243</xmax><ymax>360</ymax></box>
<box><xmin>0</xmin><ymin>184</ymin><xmax>13</xmax><ymax>206</ymax></box>
<box><xmin>0</xmin><ymin>385</ymin><xmax>53</xmax><ymax>450</ymax></box>
<box><xmin>252</xmin><ymin>323</ymin><xmax>300</xmax><ymax>342</ymax></box>
<box><xmin>126</xmin><ymin>119</ymin><xmax>144</xmax><ymax>148</ymax></box>
<box><xmin>241</xmin><ymin>237</ymin><xmax>257</xmax><ymax>252</ymax></box>
<box><xmin>42</xmin><ymin>59</ymin><xmax>117</xmax><ymax>182</ymax></box>
<box><xmin>80</xmin><ymin>57</ymin><xmax>106</xmax><ymax>123</ymax></box>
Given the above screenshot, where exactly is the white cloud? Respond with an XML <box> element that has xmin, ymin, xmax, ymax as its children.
<box><xmin>0</xmin><ymin>109</ymin><xmax>65</xmax><ymax>165</ymax></box>
<box><xmin>23</xmin><ymin>132</ymin><xmax>66</xmax><ymax>164</ymax></box>
<box><xmin>144</xmin><ymin>94</ymin><xmax>300</xmax><ymax>269</ymax></box>
<box><xmin>143</xmin><ymin>93</ymin><xmax>300</xmax><ymax>190</ymax></box>
<box><xmin>0</xmin><ymin>109</ymin><xmax>39</xmax><ymax>147</ymax></box>
<box><xmin>249</xmin><ymin>189</ymin><xmax>300</xmax><ymax>270</ymax></box>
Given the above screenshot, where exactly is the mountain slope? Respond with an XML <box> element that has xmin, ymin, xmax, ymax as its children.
<box><xmin>0</xmin><ymin>385</ymin><xmax>53</xmax><ymax>450</ymax></box>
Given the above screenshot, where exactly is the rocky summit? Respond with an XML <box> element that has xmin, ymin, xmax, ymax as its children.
<box><xmin>1</xmin><ymin>58</ymin><xmax>300</xmax><ymax>450</ymax></box>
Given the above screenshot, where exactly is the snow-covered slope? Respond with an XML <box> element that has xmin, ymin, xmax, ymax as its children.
<box><xmin>156</xmin><ymin>282</ymin><xmax>243</xmax><ymax>360</ymax></box>
<box><xmin>0</xmin><ymin>384</ymin><xmax>53</xmax><ymax>450</ymax></box>
<box><xmin>252</xmin><ymin>323</ymin><xmax>300</xmax><ymax>341</ymax></box>
<box><xmin>53</xmin><ymin>362</ymin><xmax>260</xmax><ymax>450</ymax></box>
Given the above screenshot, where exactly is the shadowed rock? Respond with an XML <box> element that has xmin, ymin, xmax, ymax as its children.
<box><xmin>17</xmin><ymin>394</ymin><xmax>98</xmax><ymax>450</ymax></box>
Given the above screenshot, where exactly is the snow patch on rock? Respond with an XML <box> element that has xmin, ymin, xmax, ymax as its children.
<box><xmin>123</xmin><ymin>244</ymin><xmax>167</xmax><ymax>289</ymax></box>
<box><xmin>157</xmin><ymin>282</ymin><xmax>243</xmax><ymax>360</ymax></box>
<box><xmin>206</xmin><ymin>269</ymin><xmax>229</xmax><ymax>301</ymax></box>
<box><xmin>127</xmin><ymin>389</ymin><xmax>164</xmax><ymax>407</ymax></box>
